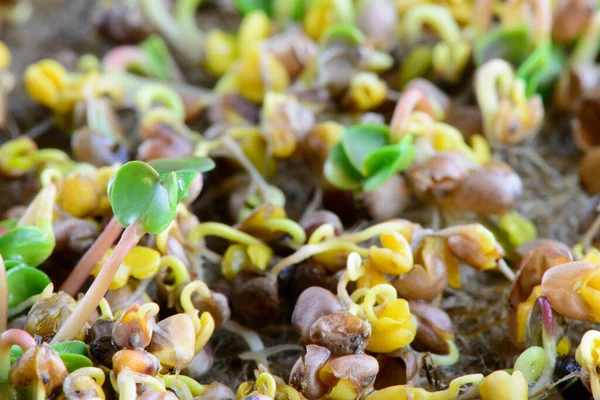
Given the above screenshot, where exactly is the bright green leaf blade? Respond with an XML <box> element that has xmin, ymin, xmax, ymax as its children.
<box><xmin>107</xmin><ymin>161</ymin><xmax>161</xmax><ymax>228</ymax></box>
<box><xmin>475</xmin><ymin>26</ymin><xmax>533</xmax><ymax>66</ymax></box>
<box><xmin>362</xmin><ymin>143</ymin><xmax>415</xmax><ymax>191</ymax></box>
<box><xmin>341</xmin><ymin>124</ymin><xmax>390</xmax><ymax>175</ymax></box>
<box><xmin>142</xmin><ymin>172</ymin><xmax>178</xmax><ymax>234</ymax></box>
<box><xmin>7</xmin><ymin>266</ymin><xmax>51</xmax><ymax>308</ymax></box>
<box><xmin>140</xmin><ymin>35</ymin><xmax>171</xmax><ymax>80</ymax></box>
<box><xmin>324</xmin><ymin>142</ymin><xmax>363</xmax><ymax>190</ymax></box>
<box><xmin>4</xmin><ymin>260</ymin><xmax>27</xmax><ymax>271</ymax></box>
<box><xmin>60</xmin><ymin>354</ymin><xmax>93</xmax><ymax>373</ymax></box>
<box><xmin>174</xmin><ymin>169</ymin><xmax>198</xmax><ymax>204</ymax></box>
<box><xmin>148</xmin><ymin>157</ymin><xmax>215</xmax><ymax>175</ymax></box>
<box><xmin>0</xmin><ymin>219</ymin><xmax>17</xmax><ymax>229</ymax></box>
<box><xmin>51</xmin><ymin>341</ymin><xmax>90</xmax><ymax>357</ymax></box>
<box><xmin>234</xmin><ymin>0</ymin><xmax>272</xmax><ymax>15</ymax></box>
<box><xmin>0</xmin><ymin>226</ymin><xmax>54</xmax><ymax>267</ymax></box>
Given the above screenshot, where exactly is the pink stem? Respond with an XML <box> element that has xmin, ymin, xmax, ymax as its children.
<box><xmin>51</xmin><ymin>221</ymin><xmax>145</xmax><ymax>344</ymax></box>
<box><xmin>390</xmin><ymin>88</ymin><xmax>436</xmax><ymax>140</ymax></box>
<box><xmin>0</xmin><ymin>255</ymin><xmax>6</xmax><ymax>334</ymax></box>
<box><xmin>0</xmin><ymin>329</ymin><xmax>36</xmax><ymax>381</ymax></box>
<box><xmin>60</xmin><ymin>216</ymin><xmax>124</xmax><ymax>296</ymax></box>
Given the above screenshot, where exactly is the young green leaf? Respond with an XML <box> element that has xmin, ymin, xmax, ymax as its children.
<box><xmin>234</xmin><ymin>0</ymin><xmax>273</xmax><ymax>15</ymax></box>
<box><xmin>341</xmin><ymin>124</ymin><xmax>390</xmax><ymax>175</ymax></box>
<box><xmin>148</xmin><ymin>157</ymin><xmax>215</xmax><ymax>174</ymax></box>
<box><xmin>0</xmin><ymin>226</ymin><xmax>54</xmax><ymax>267</ymax></box>
<box><xmin>362</xmin><ymin>137</ymin><xmax>415</xmax><ymax>191</ymax></box>
<box><xmin>11</xmin><ymin>341</ymin><xmax>92</xmax><ymax>373</ymax></box>
<box><xmin>140</xmin><ymin>35</ymin><xmax>171</xmax><ymax>80</ymax></box>
<box><xmin>6</xmin><ymin>266</ymin><xmax>51</xmax><ymax>308</ymax></box>
<box><xmin>324</xmin><ymin>142</ymin><xmax>363</xmax><ymax>190</ymax></box>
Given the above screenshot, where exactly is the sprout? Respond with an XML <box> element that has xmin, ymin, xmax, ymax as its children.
<box><xmin>479</xmin><ymin>370</ymin><xmax>528</xmax><ymax>400</ymax></box>
<box><xmin>52</xmin><ymin>158</ymin><xmax>214</xmax><ymax>343</ymax></box>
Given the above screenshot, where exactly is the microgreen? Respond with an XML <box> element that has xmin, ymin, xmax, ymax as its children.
<box><xmin>10</xmin><ymin>341</ymin><xmax>91</xmax><ymax>373</ymax></box>
<box><xmin>234</xmin><ymin>0</ymin><xmax>273</xmax><ymax>15</ymax></box>
<box><xmin>324</xmin><ymin>124</ymin><xmax>415</xmax><ymax>191</ymax></box>
<box><xmin>475</xmin><ymin>27</ymin><xmax>566</xmax><ymax>98</ymax></box>
<box><xmin>6</xmin><ymin>266</ymin><xmax>50</xmax><ymax>310</ymax></box>
<box><xmin>53</xmin><ymin>157</ymin><xmax>214</xmax><ymax>343</ymax></box>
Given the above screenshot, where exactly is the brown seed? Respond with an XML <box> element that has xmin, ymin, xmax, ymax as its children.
<box><xmin>409</xmin><ymin>301</ymin><xmax>454</xmax><ymax>354</ymax></box>
<box><xmin>112</xmin><ymin>349</ymin><xmax>160</xmax><ymax>376</ymax></box>
<box><xmin>552</xmin><ymin>0</ymin><xmax>595</xmax><ymax>43</ymax></box>
<box><xmin>137</xmin><ymin>122</ymin><xmax>195</xmax><ymax>161</ymax></box>
<box><xmin>449</xmin><ymin>161</ymin><xmax>522</xmax><ymax>215</ymax></box>
<box><xmin>541</xmin><ymin>261</ymin><xmax>597</xmax><ymax>321</ymax></box>
<box><xmin>232</xmin><ymin>276</ymin><xmax>279</xmax><ymax>328</ymax></box>
<box><xmin>53</xmin><ymin>216</ymin><xmax>99</xmax><ymax>255</ymax></box>
<box><xmin>309</xmin><ymin>311</ymin><xmax>371</xmax><ymax>355</ymax></box>
<box><xmin>93</xmin><ymin>2</ymin><xmax>153</xmax><ymax>44</ymax></box>
<box><xmin>9</xmin><ymin>343</ymin><xmax>68</xmax><ymax>394</ymax></box>
<box><xmin>446</xmin><ymin>228</ymin><xmax>504</xmax><ymax>270</ymax></box>
<box><xmin>573</xmin><ymin>96</ymin><xmax>600</xmax><ymax>151</ymax></box>
<box><xmin>302</xmin><ymin>122</ymin><xmax>343</xmax><ymax>177</ymax></box>
<box><xmin>71</xmin><ymin>128</ymin><xmax>128</xmax><ymax>169</ymax></box>
<box><xmin>148</xmin><ymin>313</ymin><xmax>196</xmax><ymax>369</ymax></box>
<box><xmin>25</xmin><ymin>292</ymin><xmax>79</xmax><ymax>342</ymax></box>
<box><xmin>300</xmin><ymin>210</ymin><xmax>344</xmax><ymax>239</ymax></box>
<box><xmin>267</xmin><ymin>28</ymin><xmax>318</xmax><ymax>79</ymax></box>
<box><xmin>208</xmin><ymin>94</ymin><xmax>260</xmax><ymax>126</ymax></box>
<box><xmin>62</xmin><ymin>373</ymin><xmax>105</xmax><ymax>400</ymax></box>
<box><xmin>393</xmin><ymin>237</ymin><xmax>449</xmax><ymax>301</ymax></box>
<box><xmin>408</xmin><ymin>152</ymin><xmax>475</xmax><ymax>200</ymax></box>
<box><xmin>444</xmin><ymin>105</ymin><xmax>483</xmax><ymax>140</ymax></box>
<box><xmin>290</xmin><ymin>263</ymin><xmax>329</xmax><ymax>301</ymax></box>
<box><xmin>360</xmin><ymin>174</ymin><xmax>412</xmax><ymax>221</ymax></box>
<box><xmin>327</xmin><ymin>353</ymin><xmax>379</xmax><ymax>397</ymax></box>
<box><xmin>112</xmin><ymin>304</ymin><xmax>154</xmax><ymax>350</ymax></box>
<box><xmin>175</xmin><ymin>286</ymin><xmax>230</xmax><ymax>331</ymax></box>
<box><xmin>580</xmin><ymin>147</ymin><xmax>600</xmax><ymax>194</ymax></box>
<box><xmin>89</xmin><ymin>336</ymin><xmax>119</xmax><ymax>368</ymax></box>
<box><xmin>137</xmin><ymin>389</ymin><xmax>179</xmax><ymax>400</ymax></box>
<box><xmin>375</xmin><ymin>348</ymin><xmax>420</xmax><ymax>389</ymax></box>
<box><xmin>289</xmin><ymin>345</ymin><xmax>332</xmax><ymax>399</ymax></box>
<box><xmin>193</xmin><ymin>381</ymin><xmax>236</xmax><ymax>400</ymax></box>
<box><xmin>86</xmin><ymin>318</ymin><xmax>115</xmax><ymax>343</ymax></box>
<box><xmin>292</xmin><ymin>286</ymin><xmax>343</xmax><ymax>344</ymax></box>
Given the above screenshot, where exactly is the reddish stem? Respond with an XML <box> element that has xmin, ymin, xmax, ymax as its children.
<box><xmin>60</xmin><ymin>216</ymin><xmax>124</xmax><ymax>296</ymax></box>
<box><xmin>390</xmin><ymin>87</ymin><xmax>436</xmax><ymax>140</ymax></box>
<box><xmin>51</xmin><ymin>221</ymin><xmax>145</xmax><ymax>344</ymax></box>
<box><xmin>0</xmin><ymin>255</ymin><xmax>6</xmax><ymax>334</ymax></box>
<box><xmin>0</xmin><ymin>329</ymin><xmax>36</xmax><ymax>381</ymax></box>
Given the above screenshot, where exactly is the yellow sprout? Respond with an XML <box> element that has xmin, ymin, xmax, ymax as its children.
<box><xmin>92</xmin><ymin>246</ymin><xmax>161</xmax><ymax>290</ymax></box>
<box><xmin>205</xmin><ymin>29</ymin><xmax>237</xmax><ymax>77</ymax></box>
<box><xmin>222</xmin><ymin>244</ymin><xmax>252</xmax><ymax>280</ymax></box>
<box><xmin>0</xmin><ymin>40</ymin><xmax>11</xmax><ymax>69</ymax></box>
<box><xmin>576</xmin><ymin>330</ymin><xmax>600</xmax><ymax>399</ymax></box>
<box><xmin>236</xmin><ymin>47</ymin><xmax>290</xmax><ymax>103</ymax></box>
<box><xmin>319</xmin><ymin>365</ymin><xmax>359</xmax><ymax>400</ymax></box>
<box><xmin>303</xmin><ymin>0</ymin><xmax>339</xmax><ymax>40</ymax></box>
<box><xmin>366</xmin><ymin>373</ymin><xmax>484</xmax><ymax>400</ymax></box>
<box><xmin>344</xmin><ymin>72</ymin><xmax>387</xmax><ymax>112</ymax></box>
<box><xmin>368</xmin><ymin>232</ymin><xmax>414</xmax><ymax>275</ymax></box>
<box><xmin>24</xmin><ymin>59</ymin><xmax>89</xmax><ymax>113</ymax></box>
<box><xmin>359</xmin><ymin>284</ymin><xmax>417</xmax><ymax>353</ymax></box>
<box><xmin>0</xmin><ymin>137</ymin><xmax>37</xmax><ymax>177</ymax></box>
<box><xmin>515</xmin><ymin>285</ymin><xmax>543</xmax><ymax>345</ymax></box>
<box><xmin>58</xmin><ymin>173</ymin><xmax>99</xmax><ymax>218</ymax></box>
<box><xmin>237</xmin><ymin>11</ymin><xmax>271</xmax><ymax>56</ymax></box>
<box><xmin>356</xmin><ymin>262</ymin><xmax>390</xmax><ymax>289</ymax></box>
<box><xmin>578</xmin><ymin>268</ymin><xmax>600</xmax><ymax>322</ymax></box>
<box><xmin>479</xmin><ymin>370</ymin><xmax>528</xmax><ymax>400</ymax></box>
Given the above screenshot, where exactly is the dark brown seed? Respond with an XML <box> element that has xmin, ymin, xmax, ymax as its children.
<box><xmin>53</xmin><ymin>216</ymin><xmax>99</xmax><ymax>255</ymax></box>
<box><xmin>300</xmin><ymin>210</ymin><xmax>344</xmax><ymax>239</ymax></box>
<box><xmin>573</xmin><ymin>96</ymin><xmax>600</xmax><ymax>151</ymax></box>
<box><xmin>375</xmin><ymin>348</ymin><xmax>420</xmax><ymax>389</ymax></box>
<box><xmin>85</xmin><ymin>318</ymin><xmax>115</xmax><ymax>343</ymax></box>
<box><xmin>409</xmin><ymin>301</ymin><xmax>453</xmax><ymax>354</ymax></box>
<box><xmin>290</xmin><ymin>263</ymin><xmax>329</xmax><ymax>301</ymax></box>
<box><xmin>89</xmin><ymin>336</ymin><xmax>119</xmax><ymax>368</ymax></box>
<box><xmin>580</xmin><ymin>147</ymin><xmax>600</xmax><ymax>194</ymax></box>
<box><xmin>309</xmin><ymin>311</ymin><xmax>371</xmax><ymax>355</ymax></box>
<box><xmin>360</xmin><ymin>174</ymin><xmax>412</xmax><ymax>221</ymax></box>
<box><xmin>292</xmin><ymin>286</ymin><xmax>343</xmax><ymax>344</ymax></box>
<box><xmin>232</xmin><ymin>276</ymin><xmax>279</xmax><ymax>328</ymax></box>
<box><xmin>93</xmin><ymin>2</ymin><xmax>153</xmax><ymax>44</ymax></box>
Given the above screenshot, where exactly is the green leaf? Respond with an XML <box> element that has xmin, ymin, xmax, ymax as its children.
<box><xmin>322</xmin><ymin>24</ymin><xmax>365</xmax><ymax>46</ymax></box>
<box><xmin>234</xmin><ymin>0</ymin><xmax>272</xmax><ymax>15</ymax></box>
<box><xmin>148</xmin><ymin>157</ymin><xmax>215</xmax><ymax>175</ymax></box>
<box><xmin>140</xmin><ymin>35</ymin><xmax>171</xmax><ymax>80</ymax></box>
<box><xmin>0</xmin><ymin>219</ymin><xmax>17</xmax><ymax>229</ymax></box>
<box><xmin>141</xmin><ymin>171</ymin><xmax>178</xmax><ymax>234</ymax></box>
<box><xmin>324</xmin><ymin>142</ymin><xmax>363</xmax><ymax>190</ymax></box>
<box><xmin>274</xmin><ymin>0</ymin><xmax>305</xmax><ymax>22</ymax></box>
<box><xmin>6</xmin><ymin>266</ymin><xmax>51</xmax><ymax>308</ymax></box>
<box><xmin>475</xmin><ymin>26</ymin><xmax>534</xmax><ymax>66</ymax></box>
<box><xmin>108</xmin><ymin>161</ymin><xmax>161</xmax><ymax>228</ymax></box>
<box><xmin>362</xmin><ymin>138</ymin><xmax>415</xmax><ymax>191</ymax></box>
<box><xmin>4</xmin><ymin>260</ymin><xmax>28</xmax><ymax>271</ymax></box>
<box><xmin>0</xmin><ymin>226</ymin><xmax>54</xmax><ymax>267</ymax></box>
<box><xmin>341</xmin><ymin>124</ymin><xmax>390</xmax><ymax>175</ymax></box>
<box><xmin>60</xmin><ymin>354</ymin><xmax>93</xmax><ymax>372</ymax></box>
<box><xmin>51</xmin><ymin>341</ymin><xmax>90</xmax><ymax>357</ymax></box>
